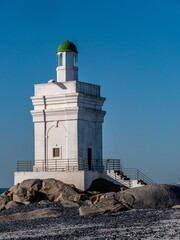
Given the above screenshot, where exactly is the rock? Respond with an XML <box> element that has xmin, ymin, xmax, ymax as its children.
<box><xmin>116</xmin><ymin>184</ymin><xmax>180</xmax><ymax>209</ymax></box>
<box><xmin>0</xmin><ymin>208</ymin><xmax>63</xmax><ymax>222</ymax></box>
<box><xmin>41</xmin><ymin>178</ymin><xmax>79</xmax><ymax>202</ymax></box>
<box><xmin>11</xmin><ymin>178</ymin><xmax>80</xmax><ymax>206</ymax></box>
<box><xmin>59</xmin><ymin>200</ymin><xmax>79</xmax><ymax>208</ymax></box>
<box><xmin>87</xmin><ymin>178</ymin><xmax>124</xmax><ymax>194</ymax></box>
<box><xmin>5</xmin><ymin>201</ymin><xmax>23</xmax><ymax>209</ymax></box>
<box><xmin>4</xmin><ymin>179</ymin><xmax>180</xmax><ymax>216</ymax></box>
<box><xmin>20</xmin><ymin>179</ymin><xmax>42</xmax><ymax>191</ymax></box>
<box><xmin>2</xmin><ymin>183</ymin><xmax>19</xmax><ymax>200</ymax></box>
<box><xmin>79</xmin><ymin>192</ymin><xmax>128</xmax><ymax>216</ymax></box>
<box><xmin>74</xmin><ymin>193</ymin><xmax>88</xmax><ymax>202</ymax></box>
<box><xmin>79</xmin><ymin>184</ymin><xmax>180</xmax><ymax>216</ymax></box>
<box><xmin>13</xmin><ymin>187</ymin><xmax>32</xmax><ymax>204</ymax></box>
<box><xmin>116</xmin><ymin>191</ymin><xmax>135</xmax><ymax>209</ymax></box>
<box><xmin>0</xmin><ymin>195</ymin><xmax>10</xmax><ymax>211</ymax></box>
<box><xmin>172</xmin><ymin>205</ymin><xmax>180</xmax><ymax>208</ymax></box>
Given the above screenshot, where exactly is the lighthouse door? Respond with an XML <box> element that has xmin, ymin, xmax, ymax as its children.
<box><xmin>88</xmin><ymin>148</ymin><xmax>92</xmax><ymax>170</ymax></box>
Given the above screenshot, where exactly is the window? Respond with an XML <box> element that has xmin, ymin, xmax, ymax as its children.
<box><xmin>66</xmin><ymin>52</ymin><xmax>73</xmax><ymax>66</ymax></box>
<box><xmin>74</xmin><ymin>54</ymin><xmax>78</xmax><ymax>67</ymax></box>
<box><xmin>53</xmin><ymin>148</ymin><xmax>60</xmax><ymax>157</ymax></box>
<box><xmin>58</xmin><ymin>53</ymin><xmax>63</xmax><ymax>66</ymax></box>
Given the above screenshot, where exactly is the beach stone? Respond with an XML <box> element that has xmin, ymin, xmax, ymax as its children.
<box><xmin>172</xmin><ymin>205</ymin><xmax>180</xmax><ymax>208</ymax></box>
<box><xmin>0</xmin><ymin>195</ymin><xmax>10</xmax><ymax>211</ymax></box>
<box><xmin>5</xmin><ymin>201</ymin><xmax>23</xmax><ymax>209</ymax></box>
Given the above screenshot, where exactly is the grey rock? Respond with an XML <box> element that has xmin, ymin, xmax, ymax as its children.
<box><xmin>87</xmin><ymin>178</ymin><xmax>124</xmax><ymax>193</ymax></box>
<box><xmin>0</xmin><ymin>195</ymin><xmax>10</xmax><ymax>211</ymax></box>
<box><xmin>172</xmin><ymin>205</ymin><xmax>180</xmax><ymax>208</ymax></box>
<box><xmin>79</xmin><ymin>192</ymin><xmax>128</xmax><ymax>216</ymax></box>
<box><xmin>5</xmin><ymin>201</ymin><xmax>23</xmax><ymax>210</ymax></box>
<box><xmin>10</xmin><ymin>178</ymin><xmax>80</xmax><ymax>207</ymax></box>
<box><xmin>20</xmin><ymin>179</ymin><xmax>42</xmax><ymax>191</ymax></box>
<box><xmin>79</xmin><ymin>184</ymin><xmax>180</xmax><ymax>216</ymax></box>
<box><xmin>116</xmin><ymin>184</ymin><xmax>180</xmax><ymax>209</ymax></box>
<box><xmin>2</xmin><ymin>183</ymin><xmax>19</xmax><ymax>200</ymax></box>
<box><xmin>0</xmin><ymin>208</ymin><xmax>63</xmax><ymax>222</ymax></box>
<box><xmin>40</xmin><ymin>178</ymin><xmax>79</xmax><ymax>202</ymax></box>
<box><xmin>3</xmin><ymin>179</ymin><xmax>180</xmax><ymax>217</ymax></box>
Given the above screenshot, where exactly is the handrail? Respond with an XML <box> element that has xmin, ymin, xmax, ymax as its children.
<box><xmin>17</xmin><ymin>158</ymin><xmax>105</xmax><ymax>172</ymax></box>
<box><xmin>121</xmin><ymin>166</ymin><xmax>156</xmax><ymax>185</ymax></box>
<box><xmin>16</xmin><ymin>158</ymin><xmax>155</xmax><ymax>186</ymax></box>
<box><xmin>104</xmin><ymin>159</ymin><xmax>155</xmax><ymax>185</ymax></box>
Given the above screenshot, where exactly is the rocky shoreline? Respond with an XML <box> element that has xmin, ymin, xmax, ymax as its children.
<box><xmin>1</xmin><ymin>178</ymin><xmax>180</xmax><ymax>239</ymax></box>
<box><xmin>0</xmin><ymin>202</ymin><xmax>180</xmax><ymax>239</ymax></box>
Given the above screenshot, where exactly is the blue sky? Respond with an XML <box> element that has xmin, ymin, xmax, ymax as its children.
<box><xmin>0</xmin><ymin>0</ymin><xmax>180</xmax><ymax>186</ymax></box>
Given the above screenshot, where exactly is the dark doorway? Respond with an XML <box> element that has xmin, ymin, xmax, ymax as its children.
<box><xmin>88</xmin><ymin>148</ymin><xmax>92</xmax><ymax>170</ymax></box>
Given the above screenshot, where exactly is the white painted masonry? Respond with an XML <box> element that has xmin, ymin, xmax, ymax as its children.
<box><xmin>14</xmin><ymin>171</ymin><xmax>101</xmax><ymax>191</ymax></box>
<box><xmin>14</xmin><ymin>41</ymin><xmax>152</xmax><ymax>190</ymax></box>
<box><xmin>14</xmin><ymin>41</ymin><xmax>106</xmax><ymax>190</ymax></box>
<box><xmin>31</xmin><ymin>80</ymin><xmax>106</xmax><ymax>171</ymax></box>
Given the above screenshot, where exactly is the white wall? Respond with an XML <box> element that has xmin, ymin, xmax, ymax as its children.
<box><xmin>31</xmin><ymin>80</ymin><xmax>105</xmax><ymax>172</ymax></box>
<box><xmin>15</xmin><ymin>171</ymin><xmax>85</xmax><ymax>190</ymax></box>
<box><xmin>14</xmin><ymin>171</ymin><xmax>102</xmax><ymax>191</ymax></box>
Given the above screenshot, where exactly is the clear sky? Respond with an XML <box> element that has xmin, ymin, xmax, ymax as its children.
<box><xmin>0</xmin><ymin>0</ymin><xmax>180</xmax><ymax>187</ymax></box>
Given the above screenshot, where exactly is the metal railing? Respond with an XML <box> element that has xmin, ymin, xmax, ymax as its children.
<box><xmin>121</xmin><ymin>167</ymin><xmax>156</xmax><ymax>185</ymax></box>
<box><xmin>104</xmin><ymin>159</ymin><xmax>155</xmax><ymax>186</ymax></box>
<box><xmin>17</xmin><ymin>158</ymin><xmax>104</xmax><ymax>172</ymax></box>
<box><xmin>16</xmin><ymin>158</ymin><xmax>155</xmax><ymax>187</ymax></box>
<box><xmin>17</xmin><ymin>161</ymin><xmax>34</xmax><ymax>172</ymax></box>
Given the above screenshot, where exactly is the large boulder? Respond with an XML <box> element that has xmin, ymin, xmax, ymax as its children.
<box><xmin>41</xmin><ymin>178</ymin><xmax>78</xmax><ymax>202</ymax></box>
<box><xmin>79</xmin><ymin>184</ymin><xmax>180</xmax><ymax>216</ymax></box>
<box><xmin>10</xmin><ymin>178</ymin><xmax>80</xmax><ymax>206</ymax></box>
<box><xmin>116</xmin><ymin>184</ymin><xmax>180</xmax><ymax>209</ymax></box>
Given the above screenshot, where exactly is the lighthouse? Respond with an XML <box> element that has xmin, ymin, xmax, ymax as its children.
<box><xmin>14</xmin><ymin>41</ymin><xmax>155</xmax><ymax>190</ymax></box>
<box><xmin>14</xmin><ymin>41</ymin><xmax>106</xmax><ymax>190</ymax></box>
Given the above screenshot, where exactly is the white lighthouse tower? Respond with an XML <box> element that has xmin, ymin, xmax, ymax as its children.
<box><xmin>14</xmin><ymin>41</ymin><xmax>155</xmax><ymax>190</ymax></box>
<box><xmin>14</xmin><ymin>41</ymin><xmax>106</xmax><ymax>190</ymax></box>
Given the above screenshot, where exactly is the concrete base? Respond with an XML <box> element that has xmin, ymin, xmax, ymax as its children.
<box><xmin>14</xmin><ymin>171</ymin><xmax>101</xmax><ymax>191</ymax></box>
<box><xmin>14</xmin><ymin>171</ymin><xmax>145</xmax><ymax>190</ymax></box>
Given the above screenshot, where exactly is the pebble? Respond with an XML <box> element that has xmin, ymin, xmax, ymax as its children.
<box><xmin>0</xmin><ymin>204</ymin><xmax>180</xmax><ymax>239</ymax></box>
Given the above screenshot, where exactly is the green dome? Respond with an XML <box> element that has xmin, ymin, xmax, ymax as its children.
<box><xmin>57</xmin><ymin>40</ymin><xmax>78</xmax><ymax>53</ymax></box>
